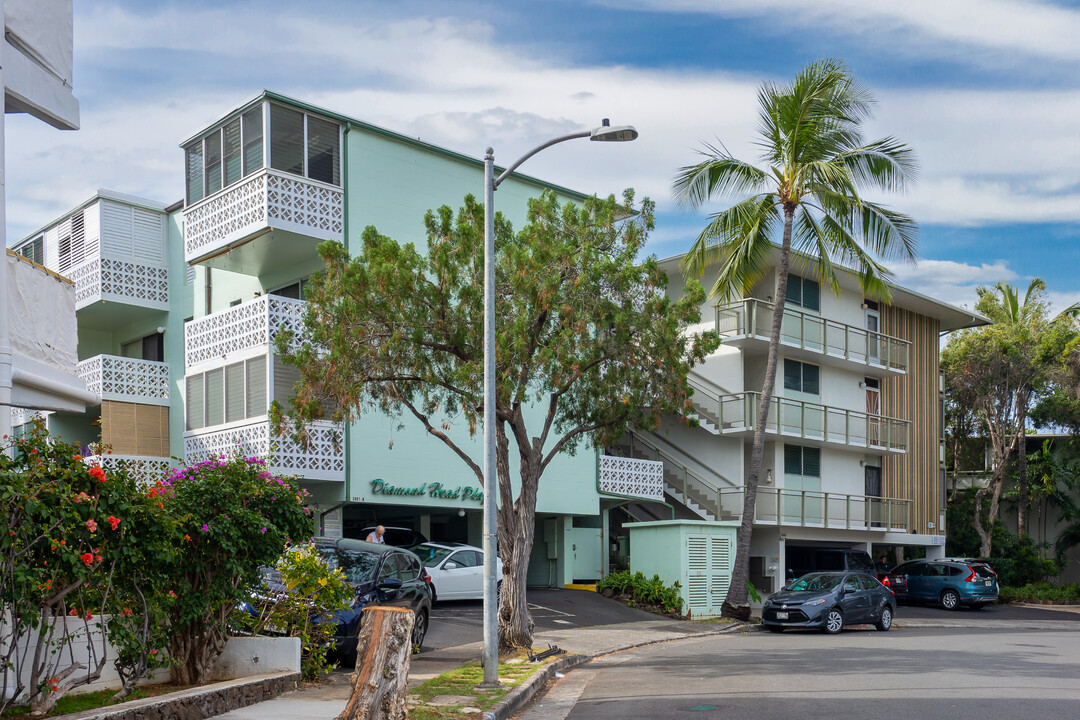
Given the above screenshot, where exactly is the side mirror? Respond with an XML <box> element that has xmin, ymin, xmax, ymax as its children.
<box><xmin>444</xmin><ymin>562</ymin><xmax>458</xmax><ymax>570</ymax></box>
<box><xmin>378</xmin><ymin>578</ymin><xmax>403</xmax><ymax>590</ymax></box>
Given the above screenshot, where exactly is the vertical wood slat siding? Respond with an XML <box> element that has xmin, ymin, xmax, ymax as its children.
<box><xmin>881</xmin><ymin>307</ymin><xmax>940</xmax><ymax>535</ymax></box>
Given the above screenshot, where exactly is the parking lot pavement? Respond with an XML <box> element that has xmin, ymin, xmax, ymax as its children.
<box><xmin>425</xmin><ymin>588</ymin><xmax>661</xmax><ymax>650</ymax></box>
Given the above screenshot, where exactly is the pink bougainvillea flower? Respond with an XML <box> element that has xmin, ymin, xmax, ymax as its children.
<box><xmin>201</xmin><ymin>523</ymin><xmax>209</xmax><ymax>532</ymax></box>
<box><xmin>68</xmin><ymin>608</ymin><xmax>78</xmax><ymax>616</ymax></box>
<box><xmin>260</xmin><ymin>527</ymin><xmax>267</xmax><ymax>534</ymax></box>
<box><xmin>107</xmin><ymin>516</ymin><xmax>120</xmax><ymax>531</ymax></box>
<box><xmin>85</xmin><ymin>518</ymin><xmax>98</xmax><ymax>533</ymax></box>
<box><xmin>88</xmin><ymin>465</ymin><xmax>106</xmax><ymax>483</ymax></box>
<box><xmin>167</xmin><ymin>590</ymin><xmax>177</xmax><ymax>598</ymax></box>
<box><xmin>120</xmin><ymin>608</ymin><xmax>133</xmax><ymax>617</ymax></box>
<box><xmin>73</xmin><ymin>454</ymin><xmax>82</xmax><ymax>461</ymax></box>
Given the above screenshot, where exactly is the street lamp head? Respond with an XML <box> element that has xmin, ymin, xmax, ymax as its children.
<box><xmin>591</xmin><ymin>118</ymin><xmax>638</xmax><ymax>142</ymax></box>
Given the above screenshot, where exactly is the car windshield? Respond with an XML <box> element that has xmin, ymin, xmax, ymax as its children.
<box><xmin>786</xmin><ymin>574</ymin><xmax>843</xmax><ymax>592</ymax></box>
<box><xmin>317</xmin><ymin>547</ymin><xmax>380</xmax><ymax>585</ymax></box>
<box><xmin>409</xmin><ymin>544</ymin><xmax>455</xmax><ymax>568</ymax></box>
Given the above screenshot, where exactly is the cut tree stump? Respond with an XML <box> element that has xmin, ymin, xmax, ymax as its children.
<box><xmin>335</xmin><ymin>605</ymin><xmax>415</xmax><ymax>720</ymax></box>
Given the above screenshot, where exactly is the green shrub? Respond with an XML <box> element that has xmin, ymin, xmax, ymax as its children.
<box><xmin>236</xmin><ymin>543</ymin><xmax>353</xmax><ymax>681</ymax></box>
<box><xmin>597</xmin><ymin>571</ymin><xmax>683</xmax><ymax>614</ymax></box>
<box><xmin>1000</xmin><ymin>582</ymin><xmax>1080</xmax><ymax>605</ymax></box>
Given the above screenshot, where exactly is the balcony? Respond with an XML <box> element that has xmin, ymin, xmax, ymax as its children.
<box><xmin>85</xmin><ymin>454</ymin><xmax>174</xmax><ymax>486</ymax></box>
<box><xmin>717</xmin><ymin>486</ymin><xmax>912</xmax><ymax>532</ymax></box>
<box><xmin>185</xmin><ymin>419</ymin><xmax>344</xmax><ymax>483</ymax></box>
<box><xmin>183</xmin><ymin>168</ymin><xmax>343</xmax><ymax>276</ymax></box>
<box><xmin>702</xmin><ymin>390</ymin><xmax>909</xmax><ymax>454</ymax></box>
<box><xmin>715</xmin><ymin>299</ymin><xmax>909</xmax><ymax>377</ymax></box>
<box><xmin>185</xmin><ymin>295</ymin><xmax>307</xmax><ymax>369</ymax></box>
<box><xmin>77</xmin><ymin>355</ymin><xmax>170</xmax><ymax>406</ymax></box>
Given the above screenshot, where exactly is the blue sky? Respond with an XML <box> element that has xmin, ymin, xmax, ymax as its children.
<box><xmin>7</xmin><ymin>0</ymin><xmax>1080</xmax><ymax>311</ymax></box>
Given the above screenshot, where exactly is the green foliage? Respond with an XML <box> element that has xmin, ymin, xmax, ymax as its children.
<box><xmin>277</xmin><ymin>188</ymin><xmax>717</xmax><ymax>650</ymax></box>
<box><xmin>235</xmin><ymin>543</ymin><xmax>353</xmax><ymax>681</ymax></box>
<box><xmin>160</xmin><ymin>454</ymin><xmax>314</xmax><ymax>684</ymax></box>
<box><xmin>0</xmin><ymin>421</ymin><xmax>157</xmax><ymax>714</ymax></box>
<box><xmin>999</xmin><ymin>582</ymin><xmax>1080</xmax><ymax>605</ymax></box>
<box><xmin>596</xmin><ymin>571</ymin><xmax>684</xmax><ymax>615</ymax></box>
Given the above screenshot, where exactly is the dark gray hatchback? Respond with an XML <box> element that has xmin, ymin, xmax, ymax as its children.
<box><xmin>762</xmin><ymin>571</ymin><xmax>896</xmax><ymax>634</ymax></box>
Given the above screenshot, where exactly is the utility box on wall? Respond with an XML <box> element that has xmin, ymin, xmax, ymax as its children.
<box><xmin>625</xmin><ymin>520</ymin><xmax>738</xmax><ymax>619</ymax></box>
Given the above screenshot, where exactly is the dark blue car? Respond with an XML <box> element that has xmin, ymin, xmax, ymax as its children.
<box><xmin>244</xmin><ymin>537</ymin><xmax>433</xmax><ymax>665</ymax></box>
<box><xmin>761</xmin><ymin>571</ymin><xmax>896</xmax><ymax>634</ymax></box>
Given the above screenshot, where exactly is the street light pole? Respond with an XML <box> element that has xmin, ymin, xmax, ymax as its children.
<box><xmin>480</xmin><ymin>120</ymin><xmax>638</xmax><ymax>686</ymax></box>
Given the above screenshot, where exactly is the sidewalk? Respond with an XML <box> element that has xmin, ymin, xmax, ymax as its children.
<box><xmin>210</xmin><ymin>618</ymin><xmax>748</xmax><ymax>720</ymax></box>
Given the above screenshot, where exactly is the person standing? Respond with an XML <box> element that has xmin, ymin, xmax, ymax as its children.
<box><xmin>367</xmin><ymin>525</ymin><xmax>386</xmax><ymax>544</ymax></box>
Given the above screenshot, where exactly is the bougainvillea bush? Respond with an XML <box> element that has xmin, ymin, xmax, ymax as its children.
<box><xmin>0</xmin><ymin>421</ymin><xmax>155</xmax><ymax>716</ymax></box>
<box><xmin>159</xmin><ymin>455</ymin><xmax>314</xmax><ymax>684</ymax></box>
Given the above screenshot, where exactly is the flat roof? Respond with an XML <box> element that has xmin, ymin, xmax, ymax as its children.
<box><xmin>179</xmin><ymin>90</ymin><xmax>592</xmax><ymax>204</ymax></box>
<box><xmin>658</xmin><ymin>246</ymin><xmax>991</xmax><ymax>332</ymax></box>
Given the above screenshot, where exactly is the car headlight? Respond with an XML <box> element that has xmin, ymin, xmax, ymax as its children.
<box><xmin>804</xmin><ymin>598</ymin><xmax>827</xmax><ymax>606</ymax></box>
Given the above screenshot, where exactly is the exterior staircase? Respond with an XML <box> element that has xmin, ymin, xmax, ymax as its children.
<box><xmin>610</xmin><ymin>428</ymin><xmax>738</xmax><ymax>523</ymax></box>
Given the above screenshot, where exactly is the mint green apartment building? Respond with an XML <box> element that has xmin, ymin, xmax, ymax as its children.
<box><xmin>12</xmin><ymin>92</ymin><xmax>662</xmax><ymax>589</ymax></box>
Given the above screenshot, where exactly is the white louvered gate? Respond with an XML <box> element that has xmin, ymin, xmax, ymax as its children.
<box><xmin>685</xmin><ymin>533</ymin><xmax>733</xmax><ymax>617</ymax></box>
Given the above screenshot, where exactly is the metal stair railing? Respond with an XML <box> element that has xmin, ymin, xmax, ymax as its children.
<box><xmin>612</xmin><ymin>430</ymin><xmax>731</xmax><ymax>521</ymax></box>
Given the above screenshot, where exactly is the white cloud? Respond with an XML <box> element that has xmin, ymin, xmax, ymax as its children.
<box><xmin>889</xmin><ymin>259</ymin><xmax>1019</xmax><ymax>310</ymax></box>
<box><xmin>6</xmin><ymin>1</ymin><xmax>1080</xmax><ymax>250</ymax></box>
<box><xmin>608</xmin><ymin>0</ymin><xmax>1080</xmax><ymax>63</ymax></box>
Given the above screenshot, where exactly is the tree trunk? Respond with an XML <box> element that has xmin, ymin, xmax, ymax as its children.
<box><xmin>335</xmin><ymin>606</ymin><xmax>414</xmax><ymax>720</ymax></box>
<box><xmin>722</xmin><ymin>205</ymin><xmax>795</xmax><ymax>621</ymax></box>
<box><xmin>496</xmin><ymin>422</ymin><xmax>539</xmax><ymax>652</ymax></box>
<box><xmin>1017</xmin><ymin>404</ymin><xmax>1028</xmax><ymax>535</ymax></box>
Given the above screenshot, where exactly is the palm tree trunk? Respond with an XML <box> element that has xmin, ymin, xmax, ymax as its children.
<box><xmin>1017</xmin><ymin>403</ymin><xmax>1028</xmax><ymax>535</ymax></box>
<box><xmin>722</xmin><ymin>204</ymin><xmax>794</xmax><ymax>621</ymax></box>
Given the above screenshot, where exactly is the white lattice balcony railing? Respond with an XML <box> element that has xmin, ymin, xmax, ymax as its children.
<box><xmin>185</xmin><ymin>295</ymin><xmax>307</xmax><ymax>368</ymax></box>
<box><xmin>85</xmin><ymin>454</ymin><xmax>174</xmax><ymax>486</ymax></box>
<box><xmin>183</xmin><ymin>168</ymin><xmax>344</xmax><ymax>263</ymax></box>
<box><xmin>78</xmin><ymin>354</ymin><xmax>170</xmax><ymax>405</ymax></box>
<box><xmin>184</xmin><ymin>418</ymin><xmax>344</xmax><ymax>482</ymax></box>
<box><xmin>71</xmin><ymin>257</ymin><xmax>169</xmax><ymax>312</ymax></box>
<box><xmin>11</xmin><ymin>407</ymin><xmax>47</xmax><ymax>428</ymax></box>
<box><xmin>715</xmin><ymin>299</ymin><xmax>909</xmax><ymax>375</ymax></box>
<box><xmin>598</xmin><ymin>454</ymin><xmax>664</xmax><ymax>501</ymax></box>
<box><xmin>716</xmin><ymin>486</ymin><xmax>912</xmax><ymax>532</ymax></box>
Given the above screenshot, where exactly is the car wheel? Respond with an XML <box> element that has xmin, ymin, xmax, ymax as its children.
<box><xmin>412</xmin><ymin>609</ymin><xmax>428</xmax><ymax>651</ymax></box>
<box><xmin>766</xmin><ymin>625</ymin><xmax>785</xmax><ymax>633</ymax></box>
<box><xmin>940</xmin><ymin>589</ymin><xmax>960</xmax><ymax>610</ymax></box>
<box><xmin>875</xmin><ymin>606</ymin><xmax>893</xmax><ymax>632</ymax></box>
<box><xmin>823</xmin><ymin>608</ymin><xmax>844</xmax><ymax>634</ymax></box>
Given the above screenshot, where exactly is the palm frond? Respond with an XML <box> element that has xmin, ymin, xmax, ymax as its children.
<box><xmin>672</xmin><ymin>146</ymin><xmax>769</xmax><ymax>208</ymax></box>
<box><xmin>680</xmin><ymin>194</ymin><xmax>780</xmax><ymax>300</ymax></box>
<box><xmin>837</xmin><ymin>136</ymin><xmax>918</xmax><ymax>193</ymax></box>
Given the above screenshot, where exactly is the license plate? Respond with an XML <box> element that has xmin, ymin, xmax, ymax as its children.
<box><xmin>776</xmin><ymin>612</ymin><xmax>789</xmax><ymax>620</ymax></box>
<box><xmin>985</xmin><ymin>580</ymin><xmax>992</xmax><ymax>586</ymax></box>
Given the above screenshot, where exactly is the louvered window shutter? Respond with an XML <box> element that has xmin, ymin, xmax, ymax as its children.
<box><xmin>242</xmin><ymin>107</ymin><xmax>263</xmax><ymax>176</ymax></box>
<box><xmin>186</xmin><ymin>374</ymin><xmax>204</xmax><ymax>430</ymax></box>
<box><xmin>307</xmin><ymin>116</ymin><xmax>340</xmax><ymax>185</ymax></box>
<box><xmin>225</xmin><ymin>362</ymin><xmax>245</xmax><ymax>423</ymax></box>
<box><xmin>186</xmin><ymin>144</ymin><xmax>204</xmax><ymax>204</ymax></box>
<box><xmin>223</xmin><ymin>119</ymin><xmax>243</xmax><ymax>187</ymax></box>
<box><xmin>246</xmin><ymin>356</ymin><xmax>267</xmax><ymax>416</ymax></box>
<box><xmin>270</xmin><ymin>105</ymin><xmax>305</xmax><ymax>176</ymax></box>
<box><xmin>205</xmin><ymin>368</ymin><xmax>224</xmax><ymax>426</ymax></box>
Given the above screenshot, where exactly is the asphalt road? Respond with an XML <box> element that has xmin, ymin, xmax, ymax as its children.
<box><xmin>423</xmin><ymin>589</ymin><xmax>1080</xmax><ymax>651</ymax></box>
<box><xmin>424</xmin><ymin>588</ymin><xmax>661</xmax><ymax>650</ymax></box>
<box><xmin>514</xmin><ymin>625</ymin><xmax>1080</xmax><ymax>720</ymax></box>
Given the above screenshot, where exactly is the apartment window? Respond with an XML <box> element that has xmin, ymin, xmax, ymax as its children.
<box><xmin>185</xmin><ymin>106</ymin><xmax>265</xmax><ymax>204</ymax></box>
<box><xmin>269</xmin><ymin>277</ymin><xmax>309</xmax><ymax>300</ymax></box>
<box><xmin>784</xmin><ymin>445</ymin><xmax>821</xmax><ymax>478</ymax></box>
<box><xmin>185</xmin><ymin>356</ymin><xmax>268</xmax><ymax>430</ymax></box>
<box><xmin>17</xmin><ymin>237</ymin><xmax>43</xmax><ymax>265</ymax></box>
<box><xmin>783</xmin><ymin>359</ymin><xmax>819</xmax><ymax>395</ymax></box>
<box><xmin>268</xmin><ymin>105</ymin><xmax>341</xmax><ymax>185</ymax></box>
<box><xmin>785</xmin><ymin>273</ymin><xmax>820</xmax><ymax>312</ymax></box>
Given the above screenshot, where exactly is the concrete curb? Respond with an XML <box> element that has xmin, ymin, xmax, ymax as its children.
<box><xmin>482</xmin><ymin>622</ymin><xmax>750</xmax><ymax>720</ymax></box>
<box><xmin>59</xmin><ymin>672</ymin><xmax>300</xmax><ymax>720</ymax></box>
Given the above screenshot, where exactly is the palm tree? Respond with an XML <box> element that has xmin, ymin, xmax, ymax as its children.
<box><xmin>672</xmin><ymin>59</ymin><xmax>918</xmax><ymax>620</ymax></box>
